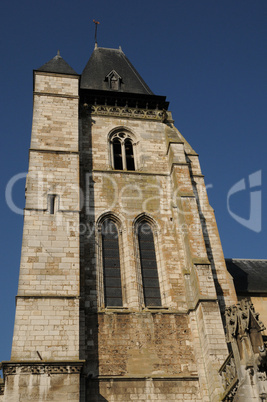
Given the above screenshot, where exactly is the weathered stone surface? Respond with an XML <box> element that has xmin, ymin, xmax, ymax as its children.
<box><xmin>3</xmin><ymin>69</ymin><xmax>81</xmax><ymax>401</ymax></box>
<box><xmin>2</xmin><ymin>52</ymin><xmax>240</xmax><ymax>401</ymax></box>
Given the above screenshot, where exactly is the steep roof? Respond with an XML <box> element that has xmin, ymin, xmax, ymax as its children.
<box><xmin>80</xmin><ymin>47</ymin><xmax>154</xmax><ymax>94</ymax></box>
<box><xmin>37</xmin><ymin>51</ymin><xmax>78</xmax><ymax>75</ymax></box>
<box><xmin>226</xmin><ymin>258</ymin><xmax>267</xmax><ymax>294</ymax></box>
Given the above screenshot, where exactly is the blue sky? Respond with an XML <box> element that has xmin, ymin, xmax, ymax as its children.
<box><xmin>0</xmin><ymin>0</ymin><xmax>266</xmax><ymax>365</ymax></box>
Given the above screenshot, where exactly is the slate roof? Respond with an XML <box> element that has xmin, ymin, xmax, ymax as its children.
<box><xmin>37</xmin><ymin>51</ymin><xmax>78</xmax><ymax>75</ymax></box>
<box><xmin>226</xmin><ymin>258</ymin><xmax>267</xmax><ymax>294</ymax></box>
<box><xmin>80</xmin><ymin>47</ymin><xmax>154</xmax><ymax>94</ymax></box>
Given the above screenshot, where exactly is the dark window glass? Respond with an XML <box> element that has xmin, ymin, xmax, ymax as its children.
<box><xmin>125</xmin><ymin>139</ymin><xmax>135</xmax><ymax>171</ymax></box>
<box><xmin>102</xmin><ymin>220</ymin><xmax>123</xmax><ymax>306</ymax></box>
<box><xmin>113</xmin><ymin>139</ymin><xmax>123</xmax><ymax>170</ymax></box>
<box><xmin>138</xmin><ymin>222</ymin><xmax>161</xmax><ymax>306</ymax></box>
<box><xmin>49</xmin><ymin>195</ymin><xmax>56</xmax><ymax>214</ymax></box>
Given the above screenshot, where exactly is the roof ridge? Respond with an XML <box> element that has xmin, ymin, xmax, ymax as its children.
<box><xmin>96</xmin><ymin>47</ymin><xmax>123</xmax><ymax>52</ymax></box>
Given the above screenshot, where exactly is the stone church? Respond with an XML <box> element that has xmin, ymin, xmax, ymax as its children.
<box><xmin>1</xmin><ymin>45</ymin><xmax>267</xmax><ymax>401</ymax></box>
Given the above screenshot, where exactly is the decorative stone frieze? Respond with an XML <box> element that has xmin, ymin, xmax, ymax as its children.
<box><xmin>2</xmin><ymin>361</ymin><xmax>84</xmax><ymax>377</ymax></box>
<box><xmin>82</xmin><ymin>104</ymin><xmax>164</xmax><ymax>120</ymax></box>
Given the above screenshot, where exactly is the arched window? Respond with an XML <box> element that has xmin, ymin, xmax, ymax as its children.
<box><xmin>110</xmin><ymin>132</ymin><xmax>135</xmax><ymax>171</ymax></box>
<box><xmin>101</xmin><ymin>219</ymin><xmax>123</xmax><ymax>307</ymax></box>
<box><xmin>137</xmin><ymin>221</ymin><xmax>161</xmax><ymax>307</ymax></box>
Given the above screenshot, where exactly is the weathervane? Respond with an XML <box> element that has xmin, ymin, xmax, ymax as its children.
<box><xmin>93</xmin><ymin>19</ymin><xmax>100</xmax><ymax>48</ymax></box>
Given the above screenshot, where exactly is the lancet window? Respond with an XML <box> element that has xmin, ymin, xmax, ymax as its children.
<box><xmin>101</xmin><ymin>219</ymin><xmax>123</xmax><ymax>307</ymax></box>
<box><xmin>137</xmin><ymin>221</ymin><xmax>161</xmax><ymax>307</ymax></box>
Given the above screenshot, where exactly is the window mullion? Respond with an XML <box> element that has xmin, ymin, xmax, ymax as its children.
<box><xmin>111</xmin><ymin>141</ymin><xmax>115</xmax><ymax>168</ymax></box>
<box><xmin>132</xmin><ymin>143</ymin><xmax>137</xmax><ymax>170</ymax></box>
<box><xmin>122</xmin><ymin>141</ymin><xmax>127</xmax><ymax>170</ymax></box>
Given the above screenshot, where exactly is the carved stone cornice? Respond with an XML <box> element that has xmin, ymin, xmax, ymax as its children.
<box><xmin>1</xmin><ymin>361</ymin><xmax>84</xmax><ymax>377</ymax></box>
<box><xmin>83</xmin><ymin>104</ymin><xmax>164</xmax><ymax>121</ymax></box>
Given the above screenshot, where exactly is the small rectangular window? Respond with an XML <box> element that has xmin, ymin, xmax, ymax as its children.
<box><xmin>49</xmin><ymin>195</ymin><xmax>56</xmax><ymax>214</ymax></box>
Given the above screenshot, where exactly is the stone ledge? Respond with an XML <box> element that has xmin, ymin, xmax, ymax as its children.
<box><xmin>192</xmin><ymin>258</ymin><xmax>211</xmax><ymax>265</ymax></box>
<box><xmin>16</xmin><ymin>295</ymin><xmax>80</xmax><ymax>299</ymax></box>
<box><xmin>24</xmin><ymin>208</ymin><xmax>80</xmax><ymax>213</ymax></box>
<box><xmin>92</xmin><ymin>169</ymin><xmax>169</xmax><ymax>177</ymax></box>
<box><xmin>91</xmin><ymin>375</ymin><xmax>199</xmax><ymax>381</ymax></box>
<box><xmin>90</xmin><ymin>305</ymin><xmax>215</xmax><ymax>315</ymax></box>
<box><xmin>29</xmin><ymin>148</ymin><xmax>79</xmax><ymax>154</ymax></box>
<box><xmin>34</xmin><ymin>91</ymin><xmax>79</xmax><ymax>100</ymax></box>
<box><xmin>34</xmin><ymin>71</ymin><xmax>79</xmax><ymax>79</ymax></box>
<box><xmin>188</xmin><ymin>298</ymin><xmax>219</xmax><ymax>313</ymax></box>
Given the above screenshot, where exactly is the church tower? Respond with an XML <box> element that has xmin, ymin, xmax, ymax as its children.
<box><xmin>1</xmin><ymin>51</ymin><xmax>83</xmax><ymax>401</ymax></box>
<box><xmin>1</xmin><ymin>46</ymin><xmax>241</xmax><ymax>401</ymax></box>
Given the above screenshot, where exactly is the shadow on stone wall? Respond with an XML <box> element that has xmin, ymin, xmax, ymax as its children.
<box><xmin>79</xmin><ymin>110</ymin><xmax>108</xmax><ymax>401</ymax></box>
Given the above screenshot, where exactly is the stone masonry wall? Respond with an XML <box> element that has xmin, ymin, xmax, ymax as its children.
<box><xmin>11</xmin><ymin>298</ymin><xmax>79</xmax><ymax>361</ymax></box>
<box><xmin>31</xmin><ymin>73</ymin><xmax>79</xmax><ymax>152</ymax></box>
<box><xmin>16</xmin><ymin>211</ymin><xmax>79</xmax><ymax>297</ymax></box>
<box><xmin>79</xmin><ymin>111</ymin><xmax>231</xmax><ymax>400</ymax></box>
<box><xmin>5</xmin><ymin>71</ymin><xmax>81</xmax><ymax>401</ymax></box>
<box><xmin>88</xmin><ymin>379</ymin><xmax>202</xmax><ymax>401</ymax></box>
<box><xmin>3</xmin><ymin>371</ymin><xmax>80</xmax><ymax>402</ymax></box>
<box><xmin>97</xmin><ymin>312</ymin><xmax>196</xmax><ymax>377</ymax></box>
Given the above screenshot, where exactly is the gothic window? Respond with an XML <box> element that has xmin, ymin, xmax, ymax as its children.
<box><xmin>110</xmin><ymin>132</ymin><xmax>135</xmax><ymax>171</ymax></box>
<box><xmin>101</xmin><ymin>219</ymin><xmax>123</xmax><ymax>307</ymax></box>
<box><xmin>137</xmin><ymin>221</ymin><xmax>161</xmax><ymax>307</ymax></box>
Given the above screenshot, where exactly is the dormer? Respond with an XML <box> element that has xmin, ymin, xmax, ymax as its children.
<box><xmin>105</xmin><ymin>70</ymin><xmax>122</xmax><ymax>90</ymax></box>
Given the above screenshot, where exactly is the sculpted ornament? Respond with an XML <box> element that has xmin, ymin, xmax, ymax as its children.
<box><xmin>225</xmin><ymin>299</ymin><xmax>265</xmax><ymax>341</ymax></box>
<box><xmin>2</xmin><ymin>363</ymin><xmax>83</xmax><ymax>376</ymax></box>
<box><xmin>82</xmin><ymin>104</ymin><xmax>163</xmax><ymax>121</ymax></box>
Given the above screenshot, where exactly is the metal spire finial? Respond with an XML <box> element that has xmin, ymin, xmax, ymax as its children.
<box><xmin>93</xmin><ymin>19</ymin><xmax>100</xmax><ymax>49</ymax></box>
<box><xmin>55</xmin><ymin>49</ymin><xmax>61</xmax><ymax>59</ymax></box>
